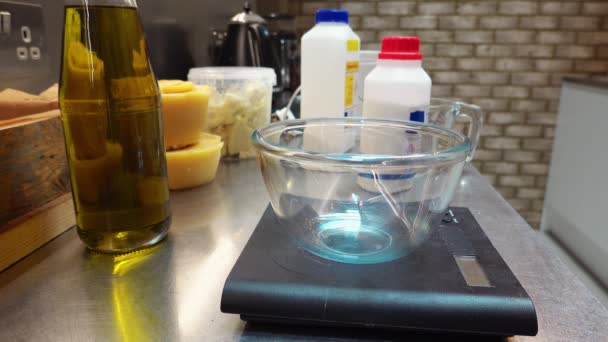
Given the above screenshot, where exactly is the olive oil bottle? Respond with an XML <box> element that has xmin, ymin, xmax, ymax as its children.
<box><xmin>59</xmin><ymin>0</ymin><xmax>171</xmax><ymax>252</ymax></box>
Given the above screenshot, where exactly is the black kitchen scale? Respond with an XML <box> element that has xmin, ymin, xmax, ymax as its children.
<box><xmin>221</xmin><ymin>206</ymin><xmax>538</xmax><ymax>337</ymax></box>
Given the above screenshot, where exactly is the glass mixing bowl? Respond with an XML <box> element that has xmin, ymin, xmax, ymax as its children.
<box><xmin>253</xmin><ymin>118</ymin><xmax>471</xmax><ymax>264</ymax></box>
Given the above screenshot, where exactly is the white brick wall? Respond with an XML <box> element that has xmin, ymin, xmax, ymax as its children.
<box><xmin>480</xmin><ymin>16</ymin><xmax>518</xmax><ymax>29</ymax></box>
<box><xmin>498</xmin><ymin>1</ymin><xmax>538</xmax><ymax>15</ymax></box>
<box><xmin>560</xmin><ymin>16</ymin><xmax>601</xmax><ymax>30</ymax></box>
<box><xmin>286</xmin><ymin>0</ymin><xmax>608</xmax><ymax>228</ymax></box>
<box><xmin>495</xmin><ymin>59</ymin><xmax>534</xmax><ymax>71</ymax></box>
<box><xmin>511</xmin><ymin>99</ymin><xmax>546</xmax><ymax>112</ymax></box>
<box><xmin>492</xmin><ymin>86</ymin><xmax>530</xmax><ymax>98</ymax></box>
<box><xmin>378</xmin><ymin>1</ymin><xmax>416</xmax><ymax>15</ymax></box>
<box><xmin>500</xmin><ymin>175</ymin><xmax>535</xmax><ymax>187</ymax></box>
<box><xmin>362</xmin><ymin>16</ymin><xmax>399</xmax><ymax>29</ymax></box>
<box><xmin>582</xmin><ymin>2</ymin><xmax>608</xmax><ymax>15</ymax></box>
<box><xmin>527</xmin><ymin>112</ymin><xmax>556</xmax><ymax>125</ymax></box>
<box><xmin>476</xmin><ymin>44</ymin><xmax>514</xmax><ymax>57</ymax></box>
<box><xmin>495</xmin><ymin>30</ymin><xmax>535</xmax><ymax>43</ymax></box>
<box><xmin>458</xmin><ymin>1</ymin><xmax>497</xmax><ymax>15</ymax></box>
<box><xmin>514</xmin><ymin>45</ymin><xmax>553</xmax><ymax>58</ymax></box>
<box><xmin>439</xmin><ymin>16</ymin><xmax>477</xmax><ymax>30</ymax></box>
<box><xmin>489</xmin><ymin>112</ymin><xmax>525</xmax><ymax>124</ymax></box>
<box><xmin>472</xmin><ymin>72</ymin><xmax>509</xmax><ymax>84</ymax></box>
<box><xmin>418</xmin><ymin>2</ymin><xmax>455</xmax><ymax>15</ymax></box>
<box><xmin>340</xmin><ymin>2</ymin><xmax>375</xmax><ymax>15</ymax></box>
<box><xmin>520</xmin><ymin>16</ymin><xmax>558</xmax><ymax>29</ymax></box>
<box><xmin>504</xmin><ymin>150</ymin><xmax>539</xmax><ymax>162</ymax></box>
<box><xmin>511</xmin><ymin>73</ymin><xmax>550</xmax><ymax>86</ymax></box>
<box><xmin>541</xmin><ymin>2</ymin><xmax>580</xmax><ymax>15</ymax></box>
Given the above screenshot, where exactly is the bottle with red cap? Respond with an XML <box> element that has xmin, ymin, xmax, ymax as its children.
<box><xmin>362</xmin><ymin>36</ymin><xmax>431</xmax><ymax>122</ymax></box>
<box><xmin>358</xmin><ymin>36</ymin><xmax>432</xmax><ymax>193</ymax></box>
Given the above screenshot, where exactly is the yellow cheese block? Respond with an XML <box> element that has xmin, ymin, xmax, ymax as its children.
<box><xmin>166</xmin><ymin>133</ymin><xmax>223</xmax><ymax>190</ymax></box>
<box><xmin>159</xmin><ymin>80</ymin><xmax>211</xmax><ymax>150</ymax></box>
<box><xmin>159</xmin><ymin>79</ymin><xmax>194</xmax><ymax>94</ymax></box>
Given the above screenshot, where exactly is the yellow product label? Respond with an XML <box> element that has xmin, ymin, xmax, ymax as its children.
<box><xmin>345</xmin><ymin>74</ymin><xmax>354</xmax><ymax>108</ymax></box>
<box><xmin>346</xmin><ymin>39</ymin><xmax>360</xmax><ymax>52</ymax></box>
<box><xmin>346</xmin><ymin>61</ymin><xmax>360</xmax><ymax>73</ymax></box>
<box><xmin>344</xmin><ymin>61</ymin><xmax>359</xmax><ymax>110</ymax></box>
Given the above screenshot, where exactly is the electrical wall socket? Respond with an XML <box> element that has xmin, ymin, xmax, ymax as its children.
<box><xmin>0</xmin><ymin>1</ymin><xmax>50</xmax><ymax>92</ymax></box>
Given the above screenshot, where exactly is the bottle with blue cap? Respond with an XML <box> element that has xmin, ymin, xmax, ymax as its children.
<box><xmin>301</xmin><ymin>9</ymin><xmax>360</xmax><ymax>120</ymax></box>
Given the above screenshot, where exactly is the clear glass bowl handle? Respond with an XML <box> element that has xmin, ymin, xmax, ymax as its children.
<box><xmin>277</xmin><ymin>89</ymin><xmax>483</xmax><ymax>162</ymax></box>
<box><xmin>453</xmin><ymin>102</ymin><xmax>483</xmax><ymax>162</ymax></box>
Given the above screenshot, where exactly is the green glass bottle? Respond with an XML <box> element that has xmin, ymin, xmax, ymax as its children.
<box><xmin>59</xmin><ymin>0</ymin><xmax>171</xmax><ymax>252</ymax></box>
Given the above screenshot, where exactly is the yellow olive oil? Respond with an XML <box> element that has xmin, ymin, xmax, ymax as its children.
<box><xmin>59</xmin><ymin>4</ymin><xmax>171</xmax><ymax>252</ymax></box>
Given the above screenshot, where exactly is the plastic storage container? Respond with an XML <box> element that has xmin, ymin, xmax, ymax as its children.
<box><xmin>300</xmin><ymin>9</ymin><xmax>360</xmax><ymax>118</ymax></box>
<box><xmin>188</xmin><ymin>67</ymin><xmax>276</xmax><ymax>159</ymax></box>
<box><xmin>253</xmin><ymin>118</ymin><xmax>472</xmax><ymax>264</ymax></box>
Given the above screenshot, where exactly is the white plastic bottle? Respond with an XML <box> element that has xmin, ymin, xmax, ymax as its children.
<box><xmin>359</xmin><ymin>36</ymin><xmax>432</xmax><ymax>193</ymax></box>
<box><xmin>363</xmin><ymin>36</ymin><xmax>431</xmax><ymax>122</ymax></box>
<box><xmin>301</xmin><ymin>9</ymin><xmax>360</xmax><ymax>119</ymax></box>
<box><xmin>353</xmin><ymin>50</ymin><xmax>379</xmax><ymax>117</ymax></box>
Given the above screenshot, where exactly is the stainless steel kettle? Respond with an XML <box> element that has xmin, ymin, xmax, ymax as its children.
<box><xmin>218</xmin><ymin>2</ymin><xmax>276</xmax><ymax>68</ymax></box>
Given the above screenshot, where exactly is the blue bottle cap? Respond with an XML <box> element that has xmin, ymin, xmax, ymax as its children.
<box><xmin>315</xmin><ymin>9</ymin><xmax>349</xmax><ymax>24</ymax></box>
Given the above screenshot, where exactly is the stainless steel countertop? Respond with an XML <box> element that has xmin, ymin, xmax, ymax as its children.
<box><xmin>1</xmin><ymin>161</ymin><xmax>607</xmax><ymax>342</ymax></box>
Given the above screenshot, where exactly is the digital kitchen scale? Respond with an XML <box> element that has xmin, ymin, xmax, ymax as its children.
<box><xmin>221</xmin><ymin>206</ymin><xmax>538</xmax><ymax>337</ymax></box>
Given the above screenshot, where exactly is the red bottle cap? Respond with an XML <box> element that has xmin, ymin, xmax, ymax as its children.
<box><xmin>378</xmin><ymin>36</ymin><xmax>423</xmax><ymax>60</ymax></box>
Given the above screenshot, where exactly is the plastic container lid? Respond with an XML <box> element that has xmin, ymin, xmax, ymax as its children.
<box><xmin>378</xmin><ymin>37</ymin><xmax>423</xmax><ymax>61</ymax></box>
<box><xmin>188</xmin><ymin>67</ymin><xmax>277</xmax><ymax>85</ymax></box>
<box><xmin>315</xmin><ymin>9</ymin><xmax>348</xmax><ymax>24</ymax></box>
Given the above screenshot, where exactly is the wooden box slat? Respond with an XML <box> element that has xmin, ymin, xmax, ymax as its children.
<box><xmin>0</xmin><ymin>110</ymin><xmax>74</xmax><ymax>271</ymax></box>
<box><xmin>1</xmin><ymin>110</ymin><xmax>71</xmax><ymax>229</ymax></box>
<box><xmin>0</xmin><ymin>195</ymin><xmax>74</xmax><ymax>271</ymax></box>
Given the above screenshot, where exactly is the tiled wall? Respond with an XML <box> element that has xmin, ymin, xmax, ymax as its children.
<box><xmin>286</xmin><ymin>0</ymin><xmax>608</xmax><ymax>228</ymax></box>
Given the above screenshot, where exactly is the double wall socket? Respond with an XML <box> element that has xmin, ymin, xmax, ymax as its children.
<box><xmin>0</xmin><ymin>1</ymin><xmax>50</xmax><ymax>92</ymax></box>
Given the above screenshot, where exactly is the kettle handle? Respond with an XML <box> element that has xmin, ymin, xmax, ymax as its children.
<box><xmin>247</xmin><ymin>24</ymin><xmax>262</xmax><ymax>66</ymax></box>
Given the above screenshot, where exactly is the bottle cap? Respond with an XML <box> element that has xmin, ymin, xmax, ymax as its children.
<box><xmin>378</xmin><ymin>36</ymin><xmax>423</xmax><ymax>60</ymax></box>
<box><xmin>315</xmin><ymin>9</ymin><xmax>349</xmax><ymax>24</ymax></box>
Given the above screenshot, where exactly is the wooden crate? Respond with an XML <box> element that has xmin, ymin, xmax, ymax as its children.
<box><xmin>0</xmin><ymin>110</ymin><xmax>75</xmax><ymax>271</ymax></box>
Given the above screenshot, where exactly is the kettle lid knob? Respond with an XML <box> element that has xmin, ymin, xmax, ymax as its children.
<box><xmin>230</xmin><ymin>2</ymin><xmax>266</xmax><ymax>24</ymax></box>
